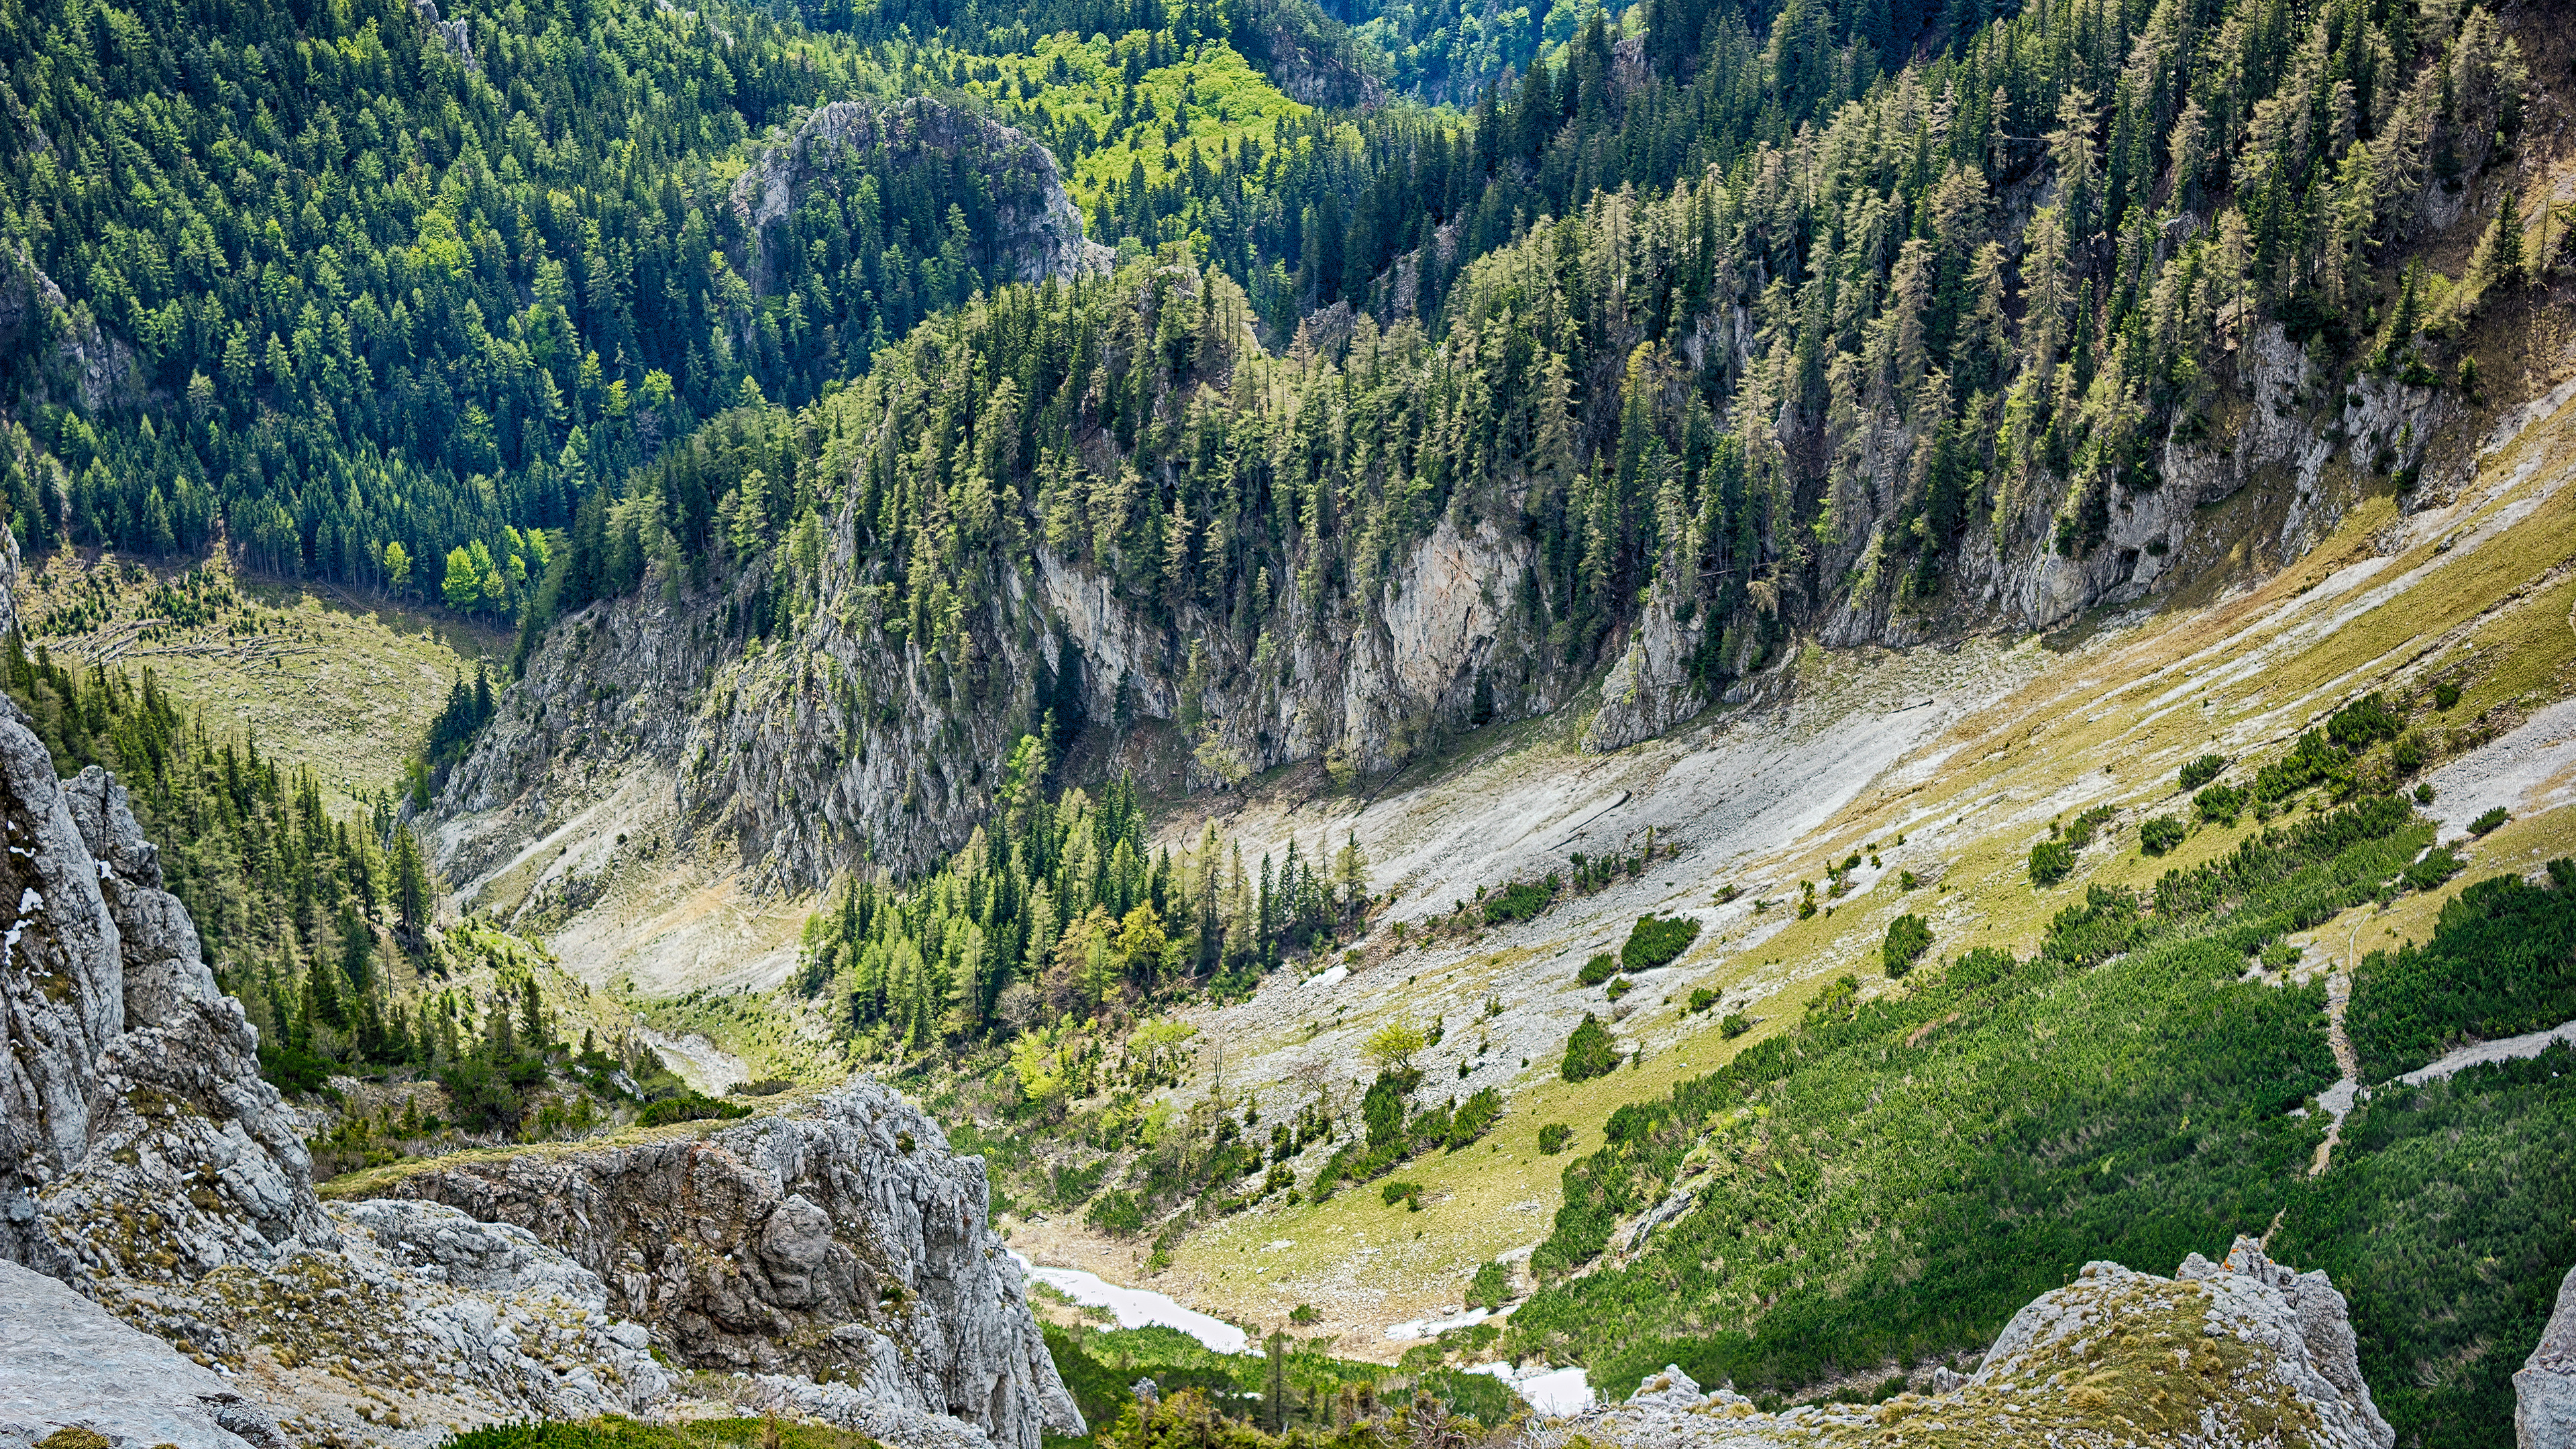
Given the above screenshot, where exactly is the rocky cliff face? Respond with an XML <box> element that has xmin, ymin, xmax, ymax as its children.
<box><xmin>0</xmin><ymin>704</ymin><xmax>331</xmax><ymax>1283</ymax></box>
<box><xmin>380</xmin><ymin>1078</ymin><xmax>1083</xmax><ymax>1449</ymax></box>
<box><xmin>733</xmin><ymin>98</ymin><xmax>1112</xmax><ymax>297</ymax></box>
<box><xmin>1572</xmin><ymin>1236</ymin><xmax>2393</xmax><ymax>1448</ymax></box>
<box><xmin>429</xmin><ymin>360</ymin><xmax>1566</xmax><ymax>903</ymax></box>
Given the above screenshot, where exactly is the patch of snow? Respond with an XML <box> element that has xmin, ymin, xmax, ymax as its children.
<box><xmin>1305</xmin><ymin>965</ymin><xmax>1348</xmax><ymax>990</ymax></box>
<box><xmin>1008</xmin><ymin>1252</ymin><xmax>1248</xmax><ymax>1354</ymax></box>
<box><xmin>1468</xmin><ymin>1362</ymin><xmax>1594</xmax><ymax>1416</ymax></box>
<box><xmin>1385</xmin><ymin>1307</ymin><xmax>1488</xmax><ymax>1340</ymax></box>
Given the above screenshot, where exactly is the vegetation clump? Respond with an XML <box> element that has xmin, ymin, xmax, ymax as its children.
<box><xmin>1560</xmin><ymin>1014</ymin><xmax>1620</xmax><ymax>1083</ymax></box>
<box><xmin>2180</xmin><ymin>754</ymin><xmax>2231</xmax><ymax>791</ymax></box>
<box><xmin>1880</xmin><ymin>914</ymin><xmax>1932</xmax><ymax>978</ymax></box>
<box><xmin>1619</xmin><ymin>915</ymin><xmax>1701</xmax><ymax>973</ymax></box>
<box><xmin>2348</xmin><ymin>861</ymin><xmax>2576</xmax><ymax>1080</ymax></box>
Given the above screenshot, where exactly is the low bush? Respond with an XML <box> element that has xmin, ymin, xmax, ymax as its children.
<box><xmin>1562</xmin><ymin>1014</ymin><xmax>1621</xmax><ymax>1081</ymax></box>
<box><xmin>2399</xmin><ymin>847</ymin><xmax>2461</xmax><ymax>894</ymax></box>
<box><xmin>1381</xmin><ymin>1180</ymin><xmax>1424</xmax><ymax>1210</ymax></box>
<box><xmin>1445</xmin><ymin>1088</ymin><xmax>1503</xmax><ymax>1150</ymax></box>
<box><xmin>2027</xmin><ymin>839</ymin><xmax>2076</xmax><ymax>887</ymax></box>
<box><xmin>1465</xmin><ymin>1260</ymin><xmax>1513</xmax><ymax>1309</ymax></box>
<box><xmin>1087</xmin><ymin>1190</ymin><xmax>1146</xmax><ymax>1236</ymax></box>
<box><xmin>1621</xmin><ymin>915</ymin><xmax>1703</xmax><ymax>972</ymax></box>
<box><xmin>2139</xmin><ymin>816</ymin><xmax>2186</xmax><ymax>855</ymax></box>
<box><xmin>2180</xmin><ymin>753</ymin><xmax>2229</xmax><ymax>790</ymax></box>
<box><xmin>1881</xmin><ymin>914</ymin><xmax>1933</xmax><ymax>977</ymax></box>
<box><xmin>2469</xmin><ymin>806</ymin><xmax>2509</xmax><ymax>837</ymax></box>
<box><xmin>1576</xmin><ymin>952</ymin><xmax>1619</xmax><ymax>987</ymax></box>
<box><xmin>2061</xmin><ymin>805</ymin><xmax>2118</xmax><ymax>850</ymax></box>
<box><xmin>2432</xmin><ymin>681</ymin><xmax>2462</xmax><ymax>710</ymax></box>
<box><xmin>1483</xmin><ymin>879</ymin><xmax>1555</xmax><ymax>924</ymax></box>
<box><xmin>637</xmin><ymin>1092</ymin><xmax>753</xmax><ymax>1128</ymax></box>
<box><xmin>1536</xmin><ymin>1123</ymin><xmax>1573</xmax><ymax>1155</ymax></box>
<box><xmin>1719</xmin><ymin>1012</ymin><xmax>1751</xmax><ymax>1038</ymax></box>
<box><xmin>1688</xmin><ymin>987</ymin><xmax>1719</xmax><ymax>1013</ymax></box>
<box><xmin>2194</xmin><ymin>783</ymin><xmax>2247</xmax><ymax>824</ymax></box>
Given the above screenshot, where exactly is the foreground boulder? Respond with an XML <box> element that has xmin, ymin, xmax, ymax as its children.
<box><xmin>382</xmin><ymin>1077</ymin><xmax>1084</xmax><ymax>1449</ymax></box>
<box><xmin>2522</xmin><ymin>1265</ymin><xmax>2576</xmax><ymax>1449</ymax></box>
<box><xmin>1575</xmin><ymin>1236</ymin><xmax>2393</xmax><ymax>1448</ymax></box>
<box><xmin>0</xmin><ymin>1258</ymin><xmax>285</xmax><ymax>1449</ymax></box>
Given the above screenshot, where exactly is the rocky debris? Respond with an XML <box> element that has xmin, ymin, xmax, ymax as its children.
<box><xmin>382</xmin><ymin>1077</ymin><xmax>1083</xmax><ymax>1449</ymax></box>
<box><xmin>2520</xmin><ymin>1265</ymin><xmax>2576</xmax><ymax>1449</ymax></box>
<box><xmin>1558</xmin><ymin>1236</ymin><xmax>2392</xmax><ymax>1448</ymax></box>
<box><xmin>0</xmin><ymin>1258</ymin><xmax>288</xmax><ymax>1449</ymax></box>
<box><xmin>733</xmin><ymin>99</ymin><xmax>1110</xmax><ymax>297</ymax></box>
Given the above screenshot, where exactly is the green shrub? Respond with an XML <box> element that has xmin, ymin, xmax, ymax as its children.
<box><xmin>2469</xmin><ymin>806</ymin><xmax>2509</xmax><ymax>837</ymax></box>
<box><xmin>1881</xmin><ymin>914</ymin><xmax>1932</xmax><ymax>977</ymax></box>
<box><xmin>1719</xmin><ymin>1012</ymin><xmax>1750</xmax><ymax>1038</ymax></box>
<box><xmin>2061</xmin><ymin>805</ymin><xmax>2117</xmax><ymax>850</ymax></box>
<box><xmin>1897</xmin><ymin>869</ymin><xmax>1920</xmax><ymax>890</ymax></box>
<box><xmin>1604</xmin><ymin>978</ymin><xmax>1631</xmax><ymax>1000</ymax></box>
<box><xmin>1621</xmin><ymin>914</ymin><xmax>1703</xmax><ymax>972</ymax></box>
<box><xmin>2027</xmin><ymin>839</ymin><xmax>2076</xmax><ymax>887</ymax></box>
<box><xmin>2180</xmin><ymin>753</ymin><xmax>2229</xmax><ymax>790</ymax></box>
<box><xmin>636</xmin><ymin>1092</ymin><xmax>753</xmax><ymax>1128</ymax></box>
<box><xmin>1688</xmin><ymin>987</ymin><xmax>1718</xmax><ymax>1013</ymax></box>
<box><xmin>1561</xmin><ymin>1014</ymin><xmax>1621</xmax><ymax>1081</ymax></box>
<box><xmin>2139</xmin><ymin>816</ymin><xmax>2186</xmax><ymax>855</ymax></box>
<box><xmin>1465</xmin><ymin>1259</ymin><xmax>1513</xmax><ymax>1309</ymax></box>
<box><xmin>2400</xmin><ymin>847</ymin><xmax>2461</xmax><ymax>894</ymax></box>
<box><xmin>1536</xmin><ymin>1122</ymin><xmax>1573</xmax><ymax>1155</ymax></box>
<box><xmin>2194</xmin><ymin>783</ymin><xmax>2247</xmax><ymax>824</ymax></box>
<box><xmin>2349</xmin><ymin>861</ymin><xmax>2576</xmax><ymax>1079</ymax></box>
<box><xmin>2390</xmin><ymin>733</ymin><xmax>2427</xmax><ymax>775</ymax></box>
<box><xmin>257</xmin><ymin>1040</ymin><xmax>339</xmax><ymax>1098</ymax></box>
<box><xmin>1289</xmin><ymin>1303</ymin><xmax>1319</xmax><ymax>1324</ymax></box>
<box><xmin>1576</xmin><ymin>952</ymin><xmax>1619</xmax><ymax>987</ymax></box>
<box><xmin>2414</xmin><ymin>782</ymin><xmax>2436</xmax><ymax>805</ymax></box>
<box><xmin>1087</xmin><ymin>1190</ymin><xmax>1146</xmax><ymax>1236</ymax></box>
<box><xmin>1484</xmin><ymin>878</ymin><xmax>1555</xmax><ymax>924</ymax></box>
<box><xmin>1381</xmin><ymin>1180</ymin><xmax>1424</xmax><ymax>1209</ymax></box>
<box><xmin>1446</xmin><ymin>1088</ymin><xmax>1503</xmax><ymax>1150</ymax></box>
<box><xmin>2432</xmin><ymin>681</ymin><xmax>2462</xmax><ymax>710</ymax></box>
<box><xmin>2326</xmin><ymin>693</ymin><xmax>2405</xmax><ymax>750</ymax></box>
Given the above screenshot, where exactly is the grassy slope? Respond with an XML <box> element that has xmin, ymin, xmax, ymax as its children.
<box><xmin>16</xmin><ymin>548</ymin><xmax>502</xmax><ymax>804</ymax></box>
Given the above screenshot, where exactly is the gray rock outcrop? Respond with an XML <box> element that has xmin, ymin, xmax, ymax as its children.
<box><xmin>2520</xmin><ymin>1265</ymin><xmax>2576</xmax><ymax>1449</ymax></box>
<box><xmin>733</xmin><ymin>99</ymin><xmax>1110</xmax><ymax>297</ymax></box>
<box><xmin>382</xmin><ymin>1077</ymin><xmax>1083</xmax><ymax>1449</ymax></box>
<box><xmin>1563</xmin><ymin>1235</ymin><xmax>2392</xmax><ymax>1448</ymax></box>
<box><xmin>0</xmin><ymin>1258</ymin><xmax>287</xmax><ymax>1449</ymax></box>
<box><xmin>0</xmin><ymin>702</ymin><xmax>331</xmax><ymax>1283</ymax></box>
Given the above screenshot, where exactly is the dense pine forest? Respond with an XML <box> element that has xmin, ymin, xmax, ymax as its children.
<box><xmin>1</xmin><ymin>0</ymin><xmax>2535</xmax><ymax>680</ymax></box>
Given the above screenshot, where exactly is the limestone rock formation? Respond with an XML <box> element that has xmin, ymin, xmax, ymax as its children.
<box><xmin>382</xmin><ymin>1077</ymin><xmax>1083</xmax><ymax>1449</ymax></box>
<box><xmin>733</xmin><ymin>99</ymin><xmax>1110</xmax><ymax>297</ymax></box>
<box><xmin>2520</xmin><ymin>1265</ymin><xmax>2576</xmax><ymax>1449</ymax></box>
<box><xmin>0</xmin><ymin>701</ymin><xmax>331</xmax><ymax>1283</ymax></box>
<box><xmin>0</xmin><ymin>697</ymin><xmax>675</xmax><ymax>1441</ymax></box>
<box><xmin>0</xmin><ymin>1258</ymin><xmax>288</xmax><ymax>1449</ymax></box>
<box><xmin>1564</xmin><ymin>1236</ymin><xmax>2392</xmax><ymax>1448</ymax></box>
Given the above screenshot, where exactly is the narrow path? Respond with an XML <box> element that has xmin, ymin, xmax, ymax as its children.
<box><xmin>2309</xmin><ymin>970</ymin><xmax>2361</xmax><ymax>1177</ymax></box>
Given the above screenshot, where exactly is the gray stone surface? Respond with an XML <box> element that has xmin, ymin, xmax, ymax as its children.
<box><xmin>731</xmin><ymin>98</ymin><xmax>1111</xmax><ymax>292</ymax></box>
<box><xmin>1556</xmin><ymin>1236</ymin><xmax>2394</xmax><ymax>1449</ymax></box>
<box><xmin>386</xmin><ymin>1077</ymin><xmax>1083</xmax><ymax>1449</ymax></box>
<box><xmin>0</xmin><ymin>1258</ymin><xmax>284</xmax><ymax>1449</ymax></box>
<box><xmin>2520</xmin><ymin>1265</ymin><xmax>2576</xmax><ymax>1449</ymax></box>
